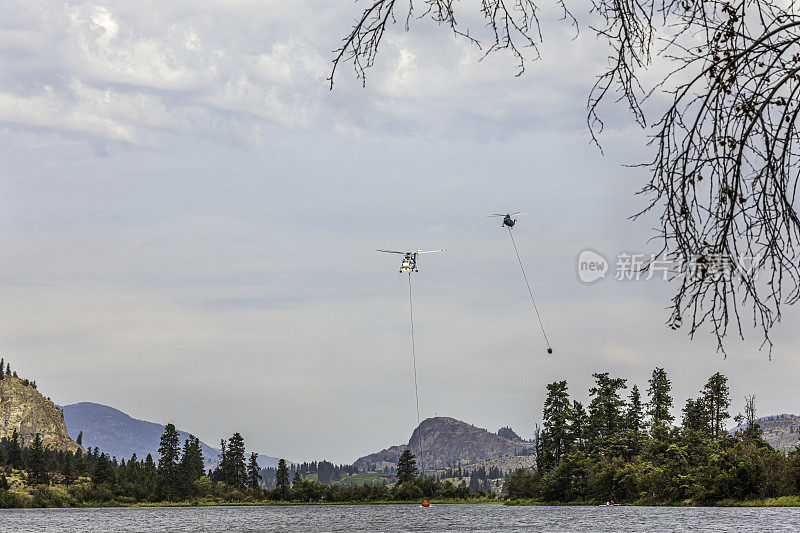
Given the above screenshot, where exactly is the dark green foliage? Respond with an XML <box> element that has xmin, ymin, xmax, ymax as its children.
<box><xmin>275</xmin><ymin>458</ymin><xmax>290</xmax><ymax>498</ymax></box>
<box><xmin>396</xmin><ymin>450</ymin><xmax>418</xmax><ymax>484</ymax></box>
<box><xmin>76</xmin><ymin>431</ymin><xmax>83</xmax><ymax>447</ymax></box>
<box><xmin>60</xmin><ymin>452</ymin><xmax>75</xmax><ymax>485</ymax></box>
<box><xmin>587</xmin><ymin>372</ymin><xmax>627</xmax><ymax>456</ymax></box>
<box><xmin>92</xmin><ymin>453</ymin><xmax>114</xmax><ymax>485</ymax></box>
<box><xmin>7</xmin><ymin>430</ymin><xmax>22</xmax><ymax>469</ymax></box>
<box><xmin>505</xmin><ymin>370</ymin><xmax>800</xmax><ymax>505</ymax></box>
<box><xmin>247</xmin><ymin>452</ymin><xmax>261</xmax><ymax>491</ymax></box>
<box><xmin>0</xmin><ymin>475</ymin><xmax>8</xmax><ymax>491</ymax></box>
<box><xmin>683</xmin><ymin>397</ymin><xmax>710</xmax><ymax>433</ymax></box>
<box><xmin>540</xmin><ymin>380</ymin><xmax>572</xmax><ymax>472</ymax></box>
<box><xmin>647</xmin><ymin>368</ymin><xmax>674</xmax><ymax>427</ymax></box>
<box><xmin>225</xmin><ymin>433</ymin><xmax>247</xmax><ymax>490</ymax></box>
<box><xmin>703</xmin><ymin>372</ymin><xmax>731</xmax><ymax>438</ymax></box>
<box><xmin>179</xmin><ymin>435</ymin><xmax>205</xmax><ymax>497</ymax></box>
<box><xmin>27</xmin><ymin>434</ymin><xmax>49</xmax><ymax>486</ymax></box>
<box><xmin>156</xmin><ymin>423</ymin><xmax>181</xmax><ymax>500</ymax></box>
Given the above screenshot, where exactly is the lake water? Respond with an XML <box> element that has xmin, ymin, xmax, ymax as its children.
<box><xmin>2</xmin><ymin>504</ymin><xmax>800</xmax><ymax>532</ymax></box>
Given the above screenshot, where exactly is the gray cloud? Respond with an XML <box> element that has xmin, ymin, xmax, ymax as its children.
<box><xmin>1</xmin><ymin>2</ymin><xmax>799</xmax><ymax>464</ymax></box>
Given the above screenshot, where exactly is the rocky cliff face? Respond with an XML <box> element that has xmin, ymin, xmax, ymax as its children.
<box><xmin>0</xmin><ymin>375</ymin><xmax>82</xmax><ymax>453</ymax></box>
<box><xmin>354</xmin><ymin>417</ymin><xmax>534</xmax><ymax>471</ymax></box>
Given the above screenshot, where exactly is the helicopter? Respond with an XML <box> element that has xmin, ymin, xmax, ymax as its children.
<box><xmin>377</xmin><ymin>249</ymin><xmax>445</xmax><ymax>272</ymax></box>
<box><xmin>488</xmin><ymin>212</ymin><xmax>526</xmax><ymax>228</ymax></box>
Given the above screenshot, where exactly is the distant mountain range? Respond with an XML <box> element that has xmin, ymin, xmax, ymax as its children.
<box><xmin>62</xmin><ymin>402</ymin><xmax>283</xmax><ymax>469</ymax></box>
<box><xmin>354</xmin><ymin>417</ymin><xmax>534</xmax><ymax>471</ymax></box>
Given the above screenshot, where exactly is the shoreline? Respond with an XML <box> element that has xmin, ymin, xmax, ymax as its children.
<box><xmin>4</xmin><ymin>497</ymin><xmax>800</xmax><ymax>509</ymax></box>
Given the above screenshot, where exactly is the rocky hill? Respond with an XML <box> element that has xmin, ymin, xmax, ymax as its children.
<box><xmin>62</xmin><ymin>402</ymin><xmax>283</xmax><ymax>469</ymax></box>
<box><xmin>0</xmin><ymin>374</ymin><xmax>82</xmax><ymax>453</ymax></box>
<box><xmin>353</xmin><ymin>417</ymin><xmax>534</xmax><ymax>471</ymax></box>
<box><xmin>730</xmin><ymin>414</ymin><xmax>799</xmax><ymax>450</ymax></box>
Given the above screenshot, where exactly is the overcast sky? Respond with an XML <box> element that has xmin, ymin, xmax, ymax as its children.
<box><xmin>2</xmin><ymin>1</ymin><xmax>799</xmax><ymax>464</ymax></box>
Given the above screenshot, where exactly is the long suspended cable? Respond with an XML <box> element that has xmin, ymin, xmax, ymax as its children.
<box><xmin>507</xmin><ymin>227</ymin><xmax>552</xmax><ymax>351</ymax></box>
<box><xmin>407</xmin><ymin>272</ymin><xmax>424</xmax><ymax>477</ymax></box>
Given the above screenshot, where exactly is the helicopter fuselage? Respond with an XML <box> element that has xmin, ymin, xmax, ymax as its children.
<box><xmin>401</xmin><ymin>252</ymin><xmax>418</xmax><ymax>272</ymax></box>
<box><xmin>503</xmin><ymin>215</ymin><xmax>516</xmax><ymax>228</ymax></box>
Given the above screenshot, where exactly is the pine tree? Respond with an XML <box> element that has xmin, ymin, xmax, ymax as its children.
<box><xmin>74</xmin><ymin>448</ymin><xmax>86</xmax><ymax>476</ymax></box>
<box><xmin>702</xmin><ymin>372</ymin><xmax>731</xmax><ymax>438</ymax></box>
<box><xmin>9</xmin><ymin>430</ymin><xmax>22</xmax><ymax>469</ymax></box>
<box><xmin>27</xmin><ymin>433</ymin><xmax>49</xmax><ymax>486</ymax></box>
<box><xmin>157</xmin><ymin>423</ymin><xmax>182</xmax><ymax>500</ymax></box>
<box><xmin>627</xmin><ymin>385</ymin><xmax>644</xmax><ymax>433</ymax></box>
<box><xmin>92</xmin><ymin>453</ymin><xmax>114</xmax><ymax>485</ymax></box>
<box><xmin>76</xmin><ymin>431</ymin><xmax>83</xmax><ymax>447</ymax></box>
<box><xmin>587</xmin><ymin>372</ymin><xmax>628</xmax><ymax>444</ymax></box>
<box><xmin>5</xmin><ymin>363</ymin><xmax>10</xmax><ymax>375</ymax></box>
<box><xmin>275</xmin><ymin>459</ymin><xmax>290</xmax><ymax>498</ymax></box>
<box><xmin>0</xmin><ymin>358</ymin><xmax>4</xmax><ymax>380</ymax></box>
<box><xmin>682</xmin><ymin>397</ymin><xmax>709</xmax><ymax>433</ymax></box>
<box><xmin>540</xmin><ymin>380</ymin><xmax>572</xmax><ymax>471</ymax></box>
<box><xmin>647</xmin><ymin>367</ymin><xmax>674</xmax><ymax>427</ymax></box>
<box><xmin>61</xmin><ymin>452</ymin><xmax>76</xmax><ymax>485</ymax></box>
<box><xmin>625</xmin><ymin>385</ymin><xmax>645</xmax><ymax>456</ymax></box>
<box><xmin>292</xmin><ymin>470</ymin><xmax>302</xmax><ymax>486</ymax></box>
<box><xmin>396</xmin><ymin>449</ymin><xmax>418</xmax><ymax>484</ymax></box>
<box><xmin>247</xmin><ymin>452</ymin><xmax>262</xmax><ymax>492</ymax></box>
<box><xmin>179</xmin><ymin>435</ymin><xmax>205</xmax><ymax>498</ymax></box>
<box><xmin>216</xmin><ymin>439</ymin><xmax>227</xmax><ymax>483</ymax></box>
<box><xmin>225</xmin><ymin>433</ymin><xmax>247</xmax><ymax>490</ymax></box>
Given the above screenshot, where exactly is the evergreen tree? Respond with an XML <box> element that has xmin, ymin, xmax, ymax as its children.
<box><xmin>61</xmin><ymin>452</ymin><xmax>75</xmax><ymax>485</ymax></box>
<box><xmin>179</xmin><ymin>436</ymin><xmax>205</xmax><ymax>497</ymax></box>
<box><xmin>540</xmin><ymin>380</ymin><xmax>572</xmax><ymax>471</ymax></box>
<box><xmin>8</xmin><ymin>430</ymin><xmax>22</xmax><ymax>468</ymax></box>
<box><xmin>647</xmin><ymin>367</ymin><xmax>674</xmax><ymax>427</ymax></box>
<box><xmin>157</xmin><ymin>423</ymin><xmax>182</xmax><ymax>500</ymax></box>
<box><xmin>5</xmin><ymin>363</ymin><xmax>10</xmax><ymax>375</ymax></box>
<box><xmin>225</xmin><ymin>433</ymin><xmax>247</xmax><ymax>490</ymax></box>
<box><xmin>74</xmin><ymin>448</ymin><xmax>86</xmax><ymax>476</ymax></box>
<box><xmin>0</xmin><ymin>358</ymin><xmax>4</xmax><ymax>380</ymax></box>
<box><xmin>568</xmin><ymin>402</ymin><xmax>587</xmax><ymax>450</ymax></box>
<box><xmin>587</xmin><ymin>372</ymin><xmax>628</xmax><ymax>444</ymax></box>
<box><xmin>27</xmin><ymin>433</ymin><xmax>49</xmax><ymax>486</ymax></box>
<box><xmin>627</xmin><ymin>385</ymin><xmax>644</xmax><ymax>433</ymax></box>
<box><xmin>247</xmin><ymin>452</ymin><xmax>262</xmax><ymax>491</ymax></box>
<box><xmin>275</xmin><ymin>459</ymin><xmax>290</xmax><ymax>498</ymax></box>
<box><xmin>702</xmin><ymin>372</ymin><xmax>731</xmax><ymax>438</ymax></box>
<box><xmin>625</xmin><ymin>385</ymin><xmax>645</xmax><ymax>456</ymax></box>
<box><xmin>396</xmin><ymin>450</ymin><xmax>418</xmax><ymax>484</ymax></box>
<box><xmin>0</xmin><ymin>474</ymin><xmax>8</xmax><ymax>490</ymax></box>
<box><xmin>76</xmin><ymin>431</ymin><xmax>83</xmax><ymax>447</ymax></box>
<box><xmin>92</xmin><ymin>453</ymin><xmax>114</xmax><ymax>485</ymax></box>
<box><xmin>216</xmin><ymin>439</ymin><xmax>227</xmax><ymax>483</ymax></box>
<box><xmin>292</xmin><ymin>470</ymin><xmax>302</xmax><ymax>486</ymax></box>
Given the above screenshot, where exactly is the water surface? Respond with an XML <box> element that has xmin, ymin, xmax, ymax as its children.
<box><xmin>3</xmin><ymin>504</ymin><xmax>800</xmax><ymax>532</ymax></box>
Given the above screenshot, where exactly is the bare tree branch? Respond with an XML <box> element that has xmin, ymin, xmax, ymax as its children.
<box><xmin>331</xmin><ymin>1</ymin><xmax>800</xmax><ymax>356</ymax></box>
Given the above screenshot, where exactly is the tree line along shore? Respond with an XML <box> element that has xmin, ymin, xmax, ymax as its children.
<box><xmin>2</xmin><ymin>368</ymin><xmax>800</xmax><ymax>507</ymax></box>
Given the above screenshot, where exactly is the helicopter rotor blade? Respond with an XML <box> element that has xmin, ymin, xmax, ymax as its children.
<box><xmin>487</xmin><ymin>214</ymin><xmax>506</xmax><ymax>217</ymax></box>
<box><xmin>509</xmin><ymin>212</ymin><xmax>527</xmax><ymax>216</ymax></box>
<box><xmin>376</xmin><ymin>249</ymin><xmax>407</xmax><ymax>254</ymax></box>
<box><xmin>415</xmin><ymin>249</ymin><xmax>446</xmax><ymax>254</ymax></box>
